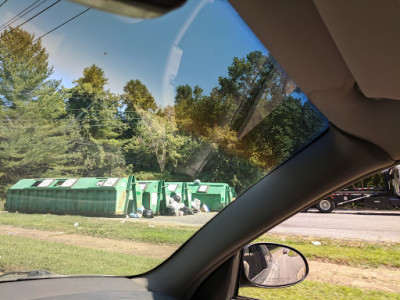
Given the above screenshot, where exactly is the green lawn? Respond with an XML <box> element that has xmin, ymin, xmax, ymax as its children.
<box><xmin>256</xmin><ymin>234</ymin><xmax>400</xmax><ymax>268</ymax></box>
<box><xmin>0</xmin><ymin>213</ymin><xmax>194</xmax><ymax>245</ymax></box>
<box><xmin>1</xmin><ymin>235</ymin><xmax>399</xmax><ymax>299</ymax></box>
<box><xmin>0</xmin><ymin>212</ymin><xmax>400</xmax><ymax>268</ymax></box>
<box><xmin>0</xmin><ymin>235</ymin><xmax>162</xmax><ymax>276</ymax></box>
<box><xmin>240</xmin><ymin>282</ymin><xmax>400</xmax><ymax>300</ymax></box>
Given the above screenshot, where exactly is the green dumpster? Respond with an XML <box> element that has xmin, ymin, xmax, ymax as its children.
<box><xmin>125</xmin><ymin>175</ymin><xmax>144</xmax><ymax>215</ymax></box>
<box><xmin>5</xmin><ymin>176</ymin><xmax>140</xmax><ymax>217</ymax></box>
<box><xmin>165</xmin><ymin>182</ymin><xmax>192</xmax><ymax>209</ymax></box>
<box><xmin>137</xmin><ymin>180</ymin><xmax>166</xmax><ymax>214</ymax></box>
<box><xmin>187</xmin><ymin>181</ymin><xmax>234</xmax><ymax>211</ymax></box>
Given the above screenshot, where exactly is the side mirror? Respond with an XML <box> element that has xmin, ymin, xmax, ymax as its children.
<box><xmin>241</xmin><ymin>243</ymin><xmax>309</xmax><ymax>288</ymax></box>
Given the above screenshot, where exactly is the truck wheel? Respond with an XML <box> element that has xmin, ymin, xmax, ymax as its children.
<box><xmin>316</xmin><ymin>199</ymin><xmax>334</xmax><ymax>213</ymax></box>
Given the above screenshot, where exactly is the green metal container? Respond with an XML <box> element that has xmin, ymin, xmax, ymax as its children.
<box><xmin>165</xmin><ymin>182</ymin><xmax>192</xmax><ymax>209</ymax></box>
<box><xmin>6</xmin><ymin>176</ymin><xmax>141</xmax><ymax>217</ymax></box>
<box><xmin>187</xmin><ymin>182</ymin><xmax>235</xmax><ymax>211</ymax></box>
<box><xmin>137</xmin><ymin>180</ymin><xmax>166</xmax><ymax>214</ymax></box>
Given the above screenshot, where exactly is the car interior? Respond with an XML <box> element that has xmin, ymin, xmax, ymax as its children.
<box><xmin>0</xmin><ymin>0</ymin><xmax>399</xmax><ymax>299</ymax></box>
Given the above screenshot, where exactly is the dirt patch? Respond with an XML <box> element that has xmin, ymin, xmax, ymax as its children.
<box><xmin>1</xmin><ymin>225</ymin><xmax>400</xmax><ymax>293</ymax></box>
<box><xmin>0</xmin><ymin>225</ymin><xmax>176</xmax><ymax>259</ymax></box>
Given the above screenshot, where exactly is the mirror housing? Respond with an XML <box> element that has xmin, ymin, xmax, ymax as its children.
<box><xmin>240</xmin><ymin>243</ymin><xmax>309</xmax><ymax>288</ymax></box>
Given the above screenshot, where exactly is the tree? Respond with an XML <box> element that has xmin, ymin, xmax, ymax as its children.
<box><xmin>125</xmin><ymin>107</ymin><xmax>197</xmax><ymax>173</ymax></box>
<box><xmin>66</xmin><ymin>65</ymin><xmax>127</xmax><ymax>177</ymax></box>
<box><xmin>0</xmin><ymin>28</ymin><xmax>80</xmax><ymax>195</ymax></box>
<box><xmin>74</xmin><ymin>64</ymin><xmax>108</xmax><ymax>91</ymax></box>
<box><xmin>122</xmin><ymin>79</ymin><xmax>157</xmax><ymax>112</ymax></box>
<box><xmin>0</xmin><ymin>27</ymin><xmax>52</xmax><ymax>109</ymax></box>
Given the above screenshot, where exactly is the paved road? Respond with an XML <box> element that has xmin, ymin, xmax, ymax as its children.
<box><xmin>143</xmin><ymin>209</ymin><xmax>400</xmax><ymax>242</ymax></box>
<box><xmin>270</xmin><ymin>209</ymin><xmax>400</xmax><ymax>242</ymax></box>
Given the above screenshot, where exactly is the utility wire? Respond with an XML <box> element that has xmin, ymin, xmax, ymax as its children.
<box><xmin>3</xmin><ymin>6</ymin><xmax>91</xmax><ymax>60</ymax></box>
<box><xmin>0</xmin><ymin>0</ymin><xmax>41</xmax><ymax>30</ymax></box>
<box><xmin>2</xmin><ymin>107</ymin><xmax>140</xmax><ymax>113</ymax></box>
<box><xmin>32</xmin><ymin>7</ymin><xmax>91</xmax><ymax>43</ymax></box>
<box><xmin>0</xmin><ymin>0</ymin><xmax>8</xmax><ymax>9</ymax></box>
<box><xmin>2</xmin><ymin>0</ymin><xmax>62</xmax><ymax>38</ymax></box>
<box><xmin>0</xmin><ymin>0</ymin><xmax>47</xmax><ymax>31</ymax></box>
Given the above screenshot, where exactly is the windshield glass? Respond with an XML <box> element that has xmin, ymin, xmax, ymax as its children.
<box><xmin>0</xmin><ymin>0</ymin><xmax>328</xmax><ymax>277</ymax></box>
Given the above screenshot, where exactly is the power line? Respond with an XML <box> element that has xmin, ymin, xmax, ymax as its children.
<box><xmin>3</xmin><ymin>0</ymin><xmax>62</xmax><ymax>38</ymax></box>
<box><xmin>3</xmin><ymin>107</ymin><xmax>142</xmax><ymax>113</ymax></box>
<box><xmin>3</xmin><ymin>6</ymin><xmax>91</xmax><ymax>60</ymax></box>
<box><xmin>0</xmin><ymin>0</ymin><xmax>8</xmax><ymax>9</ymax></box>
<box><xmin>32</xmin><ymin>7</ymin><xmax>91</xmax><ymax>43</ymax></box>
<box><xmin>0</xmin><ymin>0</ymin><xmax>41</xmax><ymax>30</ymax></box>
<box><xmin>0</xmin><ymin>0</ymin><xmax>47</xmax><ymax>31</ymax></box>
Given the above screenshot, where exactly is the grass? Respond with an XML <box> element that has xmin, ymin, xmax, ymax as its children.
<box><xmin>0</xmin><ymin>235</ymin><xmax>162</xmax><ymax>276</ymax></box>
<box><xmin>0</xmin><ymin>212</ymin><xmax>400</xmax><ymax>268</ymax></box>
<box><xmin>1</xmin><ymin>235</ymin><xmax>399</xmax><ymax>299</ymax></box>
<box><xmin>0</xmin><ymin>199</ymin><xmax>5</xmax><ymax>211</ymax></box>
<box><xmin>0</xmin><ymin>212</ymin><xmax>195</xmax><ymax>245</ymax></box>
<box><xmin>240</xmin><ymin>282</ymin><xmax>400</xmax><ymax>300</ymax></box>
<box><xmin>257</xmin><ymin>234</ymin><xmax>400</xmax><ymax>268</ymax></box>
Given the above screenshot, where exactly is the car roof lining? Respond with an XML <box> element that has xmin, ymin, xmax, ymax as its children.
<box><xmin>229</xmin><ymin>0</ymin><xmax>400</xmax><ymax>161</ymax></box>
<box><xmin>314</xmin><ymin>0</ymin><xmax>400</xmax><ymax>101</ymax></box>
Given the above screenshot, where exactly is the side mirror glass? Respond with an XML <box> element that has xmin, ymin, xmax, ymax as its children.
<box><xmin>242</xmin><ymin>243</ymin><xmax>308</xmax><ymax>288</ymax></box>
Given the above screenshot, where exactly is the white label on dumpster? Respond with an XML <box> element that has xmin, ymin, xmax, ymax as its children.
<box><xmin>61</xmin><ymin>179</ymin><xmax>77</xmax><ymax>187</ymax></box>
<box><xmin>197</xmin><ymin>185</ymin><xmax>209</xmax><ymax>193</ymax></box>
<box><xmin>151</xmin><ymin>193</ymin><xmax>158</xmax><ymax>205</ymax></box>
<box><xmin>167</xmin><ymin>184</ymin><xmax>178</xmax><ymax>192</ymax></box>
<box><xmin>188</xmin><ymin>193</ymin><xmax>192</xmax><ymax>202</ymax></box>
<box><xmin>138</xmin><ymin>183</ymin><xmax>148</xmax><ymax>190</ymax></box>
<box><xmin>38</xmin><ymin>179</ymin><xmax>54</xmax><ymax>187</ymax></box>
<box><xmin>103</xmin><ymin>178</ymin><xmax>119</xmax><ymax>187</ymax></box>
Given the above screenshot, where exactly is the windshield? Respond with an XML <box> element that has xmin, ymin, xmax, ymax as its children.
<box><xmin>0</xmin><ymin>0</ymin><xmax>328</xmax><ymax>277</ymax></box>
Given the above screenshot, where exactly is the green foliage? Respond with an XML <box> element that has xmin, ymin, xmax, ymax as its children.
<box><xmin>0</xmin><ymin>27</ymin><xmax>52</xmax><ymax>107</ymax></box>
<box><xmin>123</xmin><ymin>79</ymin><xmax>158</xmax><ymax>112</ymax></box>
<box><xmin>124</xmin><ymin>107</ymin><xmax>199</xmax><ymax>172</ymax></box>
<box><xmin>0</xmin><ymin>28</ymin><xmax>81</xmax><ymax>196</ymax></box>
<box><xmin>0</xmin><ymin>29</ymin><xmax>329</xmax><ymax>199</ymax></box>
<box><xmin>66</xmin><ymin>65</ymin><xmax>127</xmax><ymax>177</ymax></box>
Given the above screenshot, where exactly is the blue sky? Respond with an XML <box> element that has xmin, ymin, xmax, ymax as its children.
<box><xmin>0</xmin><ymin>0</ymin><xmax>267</xmax><ymax>106</ymax></box>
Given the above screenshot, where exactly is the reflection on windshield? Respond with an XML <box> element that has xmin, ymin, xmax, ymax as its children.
<box><xmin>0</xmin><ymin>0</ymin><xmax>328</xmax><ymax>276</ymax></box>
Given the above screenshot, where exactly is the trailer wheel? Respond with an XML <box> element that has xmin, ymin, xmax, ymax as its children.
<box><xmin>316</xmin><ymin>199</ymin><xmax>334</xmax><ymax>213</ymax></box>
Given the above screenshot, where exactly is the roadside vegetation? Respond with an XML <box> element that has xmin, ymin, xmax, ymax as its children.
<box><xmin>0</xmin><ymin>27</ymin><xmax>328</xmax><ymax>199</ymax></box>
<box><xmin>241</xmin><ymin>283</ymin><xmax>400</xmax><ymax>300</ymax></box>
<box><xmin>1</xmin><ymin>234</ymin><xmax>399</xmax><ymax>300</ymax></box>
<box><xmin>1</xmin><ymin>213</ymin><xmax>399</xmax><ymax>269</ymax></box>
<box><xmin>0</xmin><ymin>235</ymin><xmax>161</xmax><ymax>276</ymax></box>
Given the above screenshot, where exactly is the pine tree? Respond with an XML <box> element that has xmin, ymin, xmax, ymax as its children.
<box><xmin>0</xmin><ymin>28</ymin><xmax>80</xmax><ymax>195</ymax></box>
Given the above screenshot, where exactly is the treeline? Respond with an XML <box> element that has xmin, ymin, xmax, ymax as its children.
<box><xmin>0</xmin><ymin>27</ymin><xmax>332</xmax><ymax>197</ymax></box>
